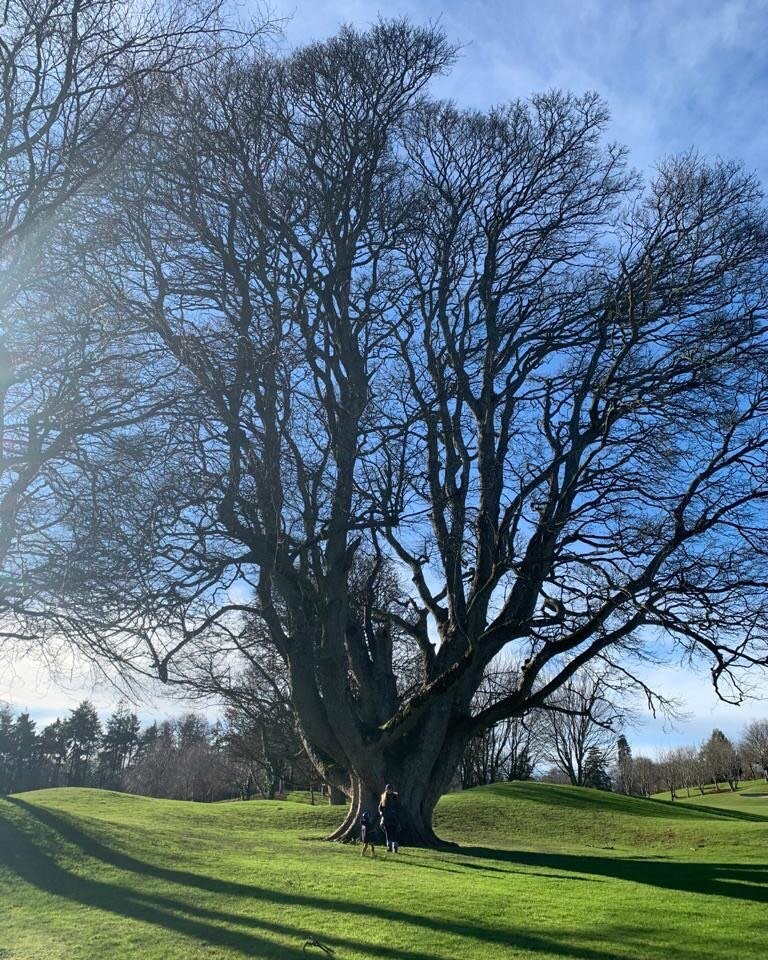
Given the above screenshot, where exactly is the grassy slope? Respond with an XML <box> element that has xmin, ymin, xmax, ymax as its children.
<box><xmin>0</xmin><ymin>782</ymin><xmax>765</xmax><ymax>960</ymax></box>
<box><xmin>651</xmin><ymin>777</ymin><xmax>768</xmax><ymax>813</ymax></box>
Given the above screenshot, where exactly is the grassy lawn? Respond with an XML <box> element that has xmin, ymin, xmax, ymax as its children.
<box><xmin>0</xmin><ymin>781</ymin><xmax>766</xmax><ymax>960</ymax></box>
<box><xmin>651</xmin><ymin>777</ymin><xmax>768</xmax><ymax>812</ymax></box>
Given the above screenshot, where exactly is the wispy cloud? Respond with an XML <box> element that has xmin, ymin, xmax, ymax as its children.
<box><xmin>0</xmin><ymin>650</ymin><xmax>215</xmax><ymax>727</ymax></box>
<box><xmin>268</xmin><ymin>0</ymin><xmax>768</xmax><ymax>180</ymax></box>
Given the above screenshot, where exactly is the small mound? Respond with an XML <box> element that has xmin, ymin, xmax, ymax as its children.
<box><xmin>434</xmin><ymin>781</ymin><xmax>768</xmax><ymax>853</ymax></box>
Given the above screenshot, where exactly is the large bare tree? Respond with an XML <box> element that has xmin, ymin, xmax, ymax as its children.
<box><xmin>9</xmin><ymin>20</ymin><xmax>768</xmax><ymax>844</ymax></box>
<box><xmin>0</xmin><ymin>0</ymin><xmax>259</xmax><ymax>650</ymax></box>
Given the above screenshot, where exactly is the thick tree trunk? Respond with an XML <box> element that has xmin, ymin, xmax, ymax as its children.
<box><xmin>327</xmin><ymin>784</ymin><xmax>346</xmax><ymax>806</ymax></box>
<box><xmin>325</xmin><ymin>774</ymin><xmax>443</xmax><ymax>846</ymax></box>
<box><xmin>323</xmin><ymin>724</ymin><xmax>465</xmax><ymax>847</ymax></box>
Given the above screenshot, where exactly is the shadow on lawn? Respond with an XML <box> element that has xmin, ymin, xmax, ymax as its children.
<box><xmin>0</xmin><ymin>798</ymin><xmax>627</xmax><ymax>960</ymax></box>
<box><xmin>0</xmin><ymin>800</ymin><xmax>636</xmax><ymax>960</ymax></box>
<box><xmin>459</xmin><ymin>845</ymin><xmax>768</xmax><ymax>903</ymax></box>
<box><xmin>2</xmin><ymin>797</ymin><xmax>767</xmax><ymax>959</ymax></box>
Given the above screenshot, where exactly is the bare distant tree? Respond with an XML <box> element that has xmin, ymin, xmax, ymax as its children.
<box><xmin>701</xmin><ymin>729</ymin><xmax>741</xmax><ymax>792</ymax></box>
<box><xmin>539</xmin><ymin>766</ymin><xmax>571</xmax><ymax>786</ymax></box>
<box><xmin>676</xmin><ymin>745</ymin><xmax>706</xmax><ymax>797</ymax></box>
<box><xmin>8</xmin><ymin>20</ymin><xmax>768</xmax><ymax>844</ymax></box>
<box><xmin>539</xmin><ymin>676</ymin><xmax>622</xmax><ymax>786</ymax></box>
<box><xmin>460</xmin><ymin>666</ymin><xmax>541</xmax><ymax>787</ymax></box>
<box><xmin>122</xmin><ymin>722</ymin><xmax>176</xmax><ymax>797</ymax></box>
<box><xmin>220</xmin><ymin>663</ymin><xmax>314</xmax><ymax>800</ymax></box>
<box><xmin>657</xmin><ymin>745</ymin><xmax>705</xmax><ymax>800</ymax></box>
<box><xmin>740</xmin><ymin>720</ymin><xmax>768</xmax><ymax>780</ymax></box>
<box><xmin>657</xmin><ymin>748</ymin><xmax>684</xmax><ymax>801</ymax></box>
<box><xmin>122</xmin><ymin>714</ymin><xmax>236</xmax><ymax>801</ymax></box>
<box><xmin>631</xmin><ymin>756</ymin><xmax>659</xmax><ymax>798</ymax></box>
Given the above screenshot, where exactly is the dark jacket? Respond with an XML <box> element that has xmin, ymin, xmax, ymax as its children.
<box><xmin>378</xmin><ymin>793</ymin><xmax>401</xmax><ymax>827</ymax></box>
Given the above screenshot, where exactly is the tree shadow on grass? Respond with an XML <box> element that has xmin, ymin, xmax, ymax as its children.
<box><xmin>1</xmin><ymin>805</ymin><xmax>458</xmax><ymax>960</ymax></box>
<box><xmin>460</xmin><ymin>845</ymin><xmax>768</xmax><ymax>904</ymax></box>
<box><xmin>402</xmin><ymin>853</ymin><xmax>602</xmax><ymax>882</ymax></box>
<box><xmin>0</xmin><ymin>798</ymin><xmax>654</xmax><ymax>960</ymax></box>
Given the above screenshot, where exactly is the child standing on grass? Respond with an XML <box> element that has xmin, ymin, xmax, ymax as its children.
<box><xmin>359</xmin><ymin>809</ymin><xmax>376</xmax><ymax>857</ymax></box>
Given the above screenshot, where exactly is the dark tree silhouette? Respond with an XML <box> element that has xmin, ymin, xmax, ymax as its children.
<box><xmin>615</xmin><ymin>735</ymin><xmax>633</xmax><ymax>795</ymax></box>
<box><xmin>0</xmin><ymin>0</ymin><xmax>260</xmax><ymax>652</ymax></box>
<box><xmin>64</xmin><ymin>701</ymin><xmax>101</xmax><ymax>786</ymax></box>
<box><xmin>39</xmin><ymin>718</ymin><xmax>69</xmax><ymax>787</ymax></box>
<box><xmin>582</xmin><ymin>746</ymin><xmax>612</xmax><ymax>791</ymax></box>
<box><xmin>98</xmin><ymin>704</ymin><xmax>141</xmax><ymax>787</ymax></box>
<box><xmin>5</xmin><ymin>20</ymin><xmax>768</xmax><ymax>843</ymax></box>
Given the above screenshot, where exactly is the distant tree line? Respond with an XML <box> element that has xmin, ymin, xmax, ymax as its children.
<box><xmin>624</xmin><ymin>723</ymin><xmax>768</xmax><ymax>800</ymax></box>
<box><xmin>460</xmin><ymin>673</ymin><xmax>768</xmax><ymax>797</ymax></box>
<box><xmin>3</xmin><ymin>689</ymin><xmax>766</xmax><ymax>802</ymax></box>
<box><xmin>0</xmin><ymin>700</ymin><xmax>315</xmax><ymax>801</ymax></box>
<box><xmin>556</xmin><ymin>724</ymin><xmax>768</xmax><ymax>799</ymax></box>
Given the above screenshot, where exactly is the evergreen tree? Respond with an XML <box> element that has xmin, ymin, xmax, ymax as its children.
<box><xmin>616</xmin><ymin>735</ymin><xmax>633</xmax><ymax>795</ymax></box>
<box><xmin>40</xmin><ymin>719</ymin><xmax>69</xmax><ymax>787</ymax></box>
<box><xmin>98</xmin><ymin>703</ymin><xmax>141</xmax><ymax>787</ymax></box>
<box><xmin>134</xmin><ymin>721</ymin><xmax>158</xmax><ymax>762</ymax></box>
<box><xmin>583</xmin><ymin>747</ymin><xmax>612</xmax><ymax>791</ymax></box>
<box><xmin>64</xmin><ymin>701</ymin><xmax>102</xmax><ymax>786</ymax></box>
<box><xmin>10</xmin><ymin>712</ymin><xmax>38</xmax><ymax>791</ymax></box>
<box><xmin>176</xmin><ymin>713</ymin><xmax>209</xmax><ymax>749</ymax></box>
<box><xmin>124</xmin><ymin>720</ymin><xmax>175</xmax><ymax>797</ymax></box>
<box><xmin>0</xmin><ymin>705</ymin><xmax>14</xmax><ymax>793</ymax></box>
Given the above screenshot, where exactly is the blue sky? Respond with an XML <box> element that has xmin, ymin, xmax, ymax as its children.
<box><xmin>3</xmin><ymin>0</ymin><xmax>768</xmax><ymax>756</ymax></box>
<box><xmin>270</xmin><ymin>0</ymin><xmax>768</xmax><ymax>184</ymax></box>
<box><xmin>253</xmin><ymin>0</ymin><xmax>768</xmax><ymax>752</ymax></box>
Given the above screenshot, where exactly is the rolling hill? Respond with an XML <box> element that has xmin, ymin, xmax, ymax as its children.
<box><xmin>1</xmin><ymin>781</ymin><xmax>766</xmax><ymax>960</ymax></box>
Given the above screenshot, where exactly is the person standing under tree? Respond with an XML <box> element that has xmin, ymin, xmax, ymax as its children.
<box><xmin>378</xmin><ymin>784</ymin><xmax>402</xmax><ymax>853</ymax></box>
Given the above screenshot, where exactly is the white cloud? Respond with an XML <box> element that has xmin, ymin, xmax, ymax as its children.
<box><xmin>0</xmin><ymin>648</ymin><xmax>216</xmax><ymax>728</ymax></box>
<box><xmin>264</xmin><ymin>0</ymin><xmax>768</xmax><ymax>181</ymax></box>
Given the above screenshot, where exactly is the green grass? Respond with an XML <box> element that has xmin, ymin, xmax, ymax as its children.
<box><xmin>0</xmin><ymin>781</ymin><xmax>766</xmax><ymax>960</ymax></box>
<box><xmin>651</xmin><ymin>777</ymin><xmax>768</xmax><ymax>814</ymax></box>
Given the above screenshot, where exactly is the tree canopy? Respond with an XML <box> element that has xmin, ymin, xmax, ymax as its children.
<box><xmin>3</xmin><ymin>14</ymin><xmax>768</xmax><ymax>842</ymax></box>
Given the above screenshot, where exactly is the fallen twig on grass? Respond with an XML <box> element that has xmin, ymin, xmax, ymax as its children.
<box><xmin>303</xmin><ymin>935</ymin><xmax>336</xmax><ymax>955</ymax></box>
